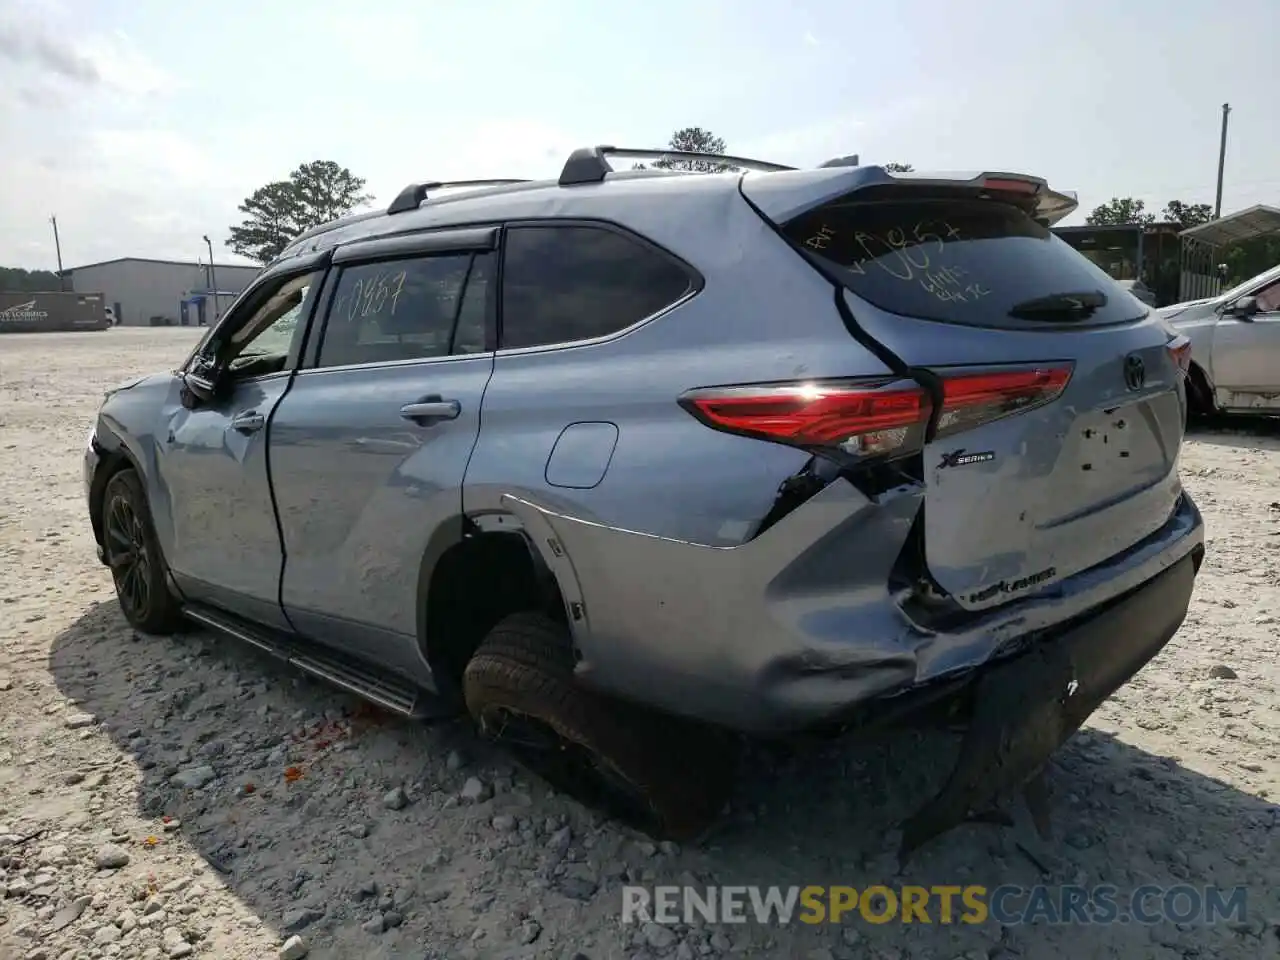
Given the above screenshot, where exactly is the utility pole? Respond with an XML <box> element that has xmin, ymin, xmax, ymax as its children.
<box><xmin>1214</xmin><ymin>102</ymin><xmax>1231</xmax><ymax>219</ymax></box>
<box><xmin>49</xmin><ymin>216</ymin><xmax>66</xmax><ymax>290</ymax></box>
<box><xmin>202</xmin><ymin>235</ymin><xmax>220</xmax><ymax>321</ymax></box>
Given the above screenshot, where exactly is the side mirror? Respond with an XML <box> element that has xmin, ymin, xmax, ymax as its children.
<box><xmin>1226</xmin><ymin>295</ymin><xmax>1259</xmax><ymax>319</ymax></box>
<box><xmin>180</xmin><ymin>370</ymin><xmax>217</xmax><ymax>407</ymax></box>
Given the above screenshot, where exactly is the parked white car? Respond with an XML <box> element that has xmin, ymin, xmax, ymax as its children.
<box><xmin>1118</xmin><ymin>278</ymin><xmax>1156</xmax><ymax>306</ymax></box>
<box><xmin>1158</xmin><ymin>262</ymin><xmax>1280</xmax><ymax>417</ymax></box>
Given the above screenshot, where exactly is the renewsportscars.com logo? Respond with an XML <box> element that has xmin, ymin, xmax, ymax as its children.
<box><xmin>0</xmin><ymin>300</ymin><xmax>50</xmax><ymax>322</ymax></box>
<box><xmin>622</xmin><ymin>884</ymin><xmax>1249</xmax><ymax>927</ymax></box>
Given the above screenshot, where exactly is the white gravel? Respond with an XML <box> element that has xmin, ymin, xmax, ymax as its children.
<box><xmin>1</xmin><ymin>327</ymin><xmax>1277</xmax><ymax>960</ymax></box>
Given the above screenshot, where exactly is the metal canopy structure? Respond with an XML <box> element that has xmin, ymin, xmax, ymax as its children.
<box><xmin>1178</xmin><ymin>204</ymin><xmax>1280</xmax><ymax>302</ymax></box>
<box><xmin>1179</xmin><ymin>203</ymin><xmax>1280</xmax><ymax>247</ymax></box>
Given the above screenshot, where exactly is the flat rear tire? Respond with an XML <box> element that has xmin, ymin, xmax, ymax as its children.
<box><xmin>463</xmin><ymin>612</ymin><xmax>737</xmax><ymax>840</ymax></box>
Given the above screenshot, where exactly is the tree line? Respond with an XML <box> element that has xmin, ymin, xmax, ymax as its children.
<box><xmin>0</xmin><ymin>267</ymin><xmax>63</xmax><ymax>293</ymax></box>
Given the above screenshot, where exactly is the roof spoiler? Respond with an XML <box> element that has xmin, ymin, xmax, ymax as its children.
<box><xmin>742</xmin><ymin>167</ymin><xmax>1080</xmax><ymax>227</ymax></box>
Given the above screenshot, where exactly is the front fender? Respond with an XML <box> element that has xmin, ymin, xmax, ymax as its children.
<box><xmin>1169</xmin><ymin>316</ymin><xmax>1218</xmax><ymax>386</ymax></box>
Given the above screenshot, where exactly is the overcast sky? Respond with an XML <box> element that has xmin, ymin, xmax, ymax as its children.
<box><xmin>1</xmin><ymin>0</ymin><xmax>1276</xmax><ymax>269</ymax></box>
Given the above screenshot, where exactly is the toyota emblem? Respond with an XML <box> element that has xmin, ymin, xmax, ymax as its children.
<box><xmin>1123</xmin><ymin>354</ymin><xmax>1145</xmax><ymax>391</ymax></box>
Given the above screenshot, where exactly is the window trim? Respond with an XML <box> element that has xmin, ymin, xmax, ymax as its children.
<box><xmin>332</xmin><ymin>226</ymin><xmax>498</xmax><ymax>265</ymax></box>
<box><xmin>301</xmin><ymin>246</ymin><xmax>496</xmax><ymax>375</ymax></box>
<box><xmin>494</xmin><ymin>218</ymin><xmax>704</xmax><ymax>356</ymax></box>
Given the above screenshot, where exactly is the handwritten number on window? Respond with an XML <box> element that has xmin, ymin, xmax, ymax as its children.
<box><xmin>799</xmin><ymin>219</ymin><xmax>992</xmax><ymax>305</ymax></box>
<box><xmin>804</xmin><ymin>224</ymin><xmax>837</xmax><ymax>252</ymax></box>
<box><xmin>853</xmin><ymin>232</ymin><xmax>912</xmax><ymax>280</ymax></box>
<box><xmin>344</xmin><ymin>269</ymin><xmax>409</xmax><ymax>323</ymax></box>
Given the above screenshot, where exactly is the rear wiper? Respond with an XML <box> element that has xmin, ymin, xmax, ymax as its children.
<box><xmin>1008</xmin><ymin>290</ymin><xmax>1107</xmax><ymax>321</ymax></box>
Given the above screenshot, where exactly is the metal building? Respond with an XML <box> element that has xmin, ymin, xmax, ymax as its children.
<box><xmin>63</xmin><ymin>257</ymin><xmax>261</xmax><ymax>327</ymax></box>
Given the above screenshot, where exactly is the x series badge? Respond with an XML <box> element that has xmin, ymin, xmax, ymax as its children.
<box><xmin>937</xmin><ymin>449</ymin><xmax>996</xmax><ymax>470</ymax></box>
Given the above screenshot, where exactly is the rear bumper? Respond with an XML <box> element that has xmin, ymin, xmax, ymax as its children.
<box><xmin>900</xmin><ymin>549</ymin><xmax>1198</xmax><ymax>858</ymax></box>
<box><xmin>511</xmin><ymin>479</ymin><xmax>1204</xmax><ymax>734</ymax></box>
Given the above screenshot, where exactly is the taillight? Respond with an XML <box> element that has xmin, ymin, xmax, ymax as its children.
<box><xmin>935</xmin><ymin>366</ymin><xmax>1073</xmax><ymax>439</ymax></box>
<box><xmin>1166</xmin><ymin>335</ymin><xmax>1192</xmax><ymax>378</ymax></box>
<box><xmin>680</xmin><ymin>379</ymin><xmax>929</xmax><ymax>459</ymax></box>
<box><xmin>977</xmin><ymin>175</ymin><xmax>1039</xmax><ymax>195</ymax></box>
<box><xmin>978</xmin><ymin>177</ymin><xmax>1040</xmax><ymax>195</ymax></box>
<box><xmin>680</xmin><ymin>364</ymin><xmax>1073</xmax><ymax>460</ymax></box>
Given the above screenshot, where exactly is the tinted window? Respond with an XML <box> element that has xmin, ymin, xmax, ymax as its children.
<box><xmin>317</xmin><ymin>253</ymin><xmax>486</xmax><ymax>368</ymax></box>
<box><xmin>452</xmin><ymin>254</ymin><xmax>491</xmax><ymax>354</ymax></box>
<box><xmin>500</xmin><ymin>226</ymin><xmax>692</xmax><ymax>349</ymax></box>
<box><xmin>785</xmin><ymin>197</ymin><xmax>1149</xmax><ymax>327</ymax></box>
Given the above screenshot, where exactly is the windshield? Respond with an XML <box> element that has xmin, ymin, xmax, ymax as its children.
<box><xmin>784</xmin><ymin>196</ymin><xmax>1150</xmax><ymax>328</ymax></box>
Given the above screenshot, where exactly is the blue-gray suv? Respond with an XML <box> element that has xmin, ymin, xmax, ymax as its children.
<box><xmin>84</xmin><ymin>147</ymin><xmax>1205</xmax><ymax>856</ymax></box>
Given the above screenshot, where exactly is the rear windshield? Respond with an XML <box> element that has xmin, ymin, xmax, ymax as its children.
<box><xmin>784</xmin><ymin>196</ymin><xmax>1149</xmax><ymax>327</ymax></box>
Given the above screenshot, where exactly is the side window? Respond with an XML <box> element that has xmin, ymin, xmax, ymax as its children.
<box><xmin>451</xmin><ymin>254</ymin><xmax>491</xmax><ymax>355</ymax></box>
<box><xmin>499</xmin><ymin>225</ymin><xmax>693</xmax><ymax>350</ymax></box>
<box><xmin>200</xmin><ymin>272</ymin><xmax>318</xmax><ymax>381</ymax></box>
<box><xmin>316</xmin><ymin>253</ymin><xmax>484</xmax><ymax>369</ymax></box>
<box><xmin>1254</xmin><ymin>279</ymin><xmax>1280</xmax><ymax>313</ymax></box>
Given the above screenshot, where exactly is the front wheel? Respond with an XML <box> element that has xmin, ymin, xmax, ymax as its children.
<box><xmin>463</xmin><ymin>612</ymin><xmax>738</xmax><ymax>840</ymax></box>
<box><xmin>1185</xmin><ymin>364</ymin><xmax>1215</xmax><ymax>425</ymax></box>
<box><xmin>101</xmin><ymin>469</ymin><xmax>184</xmax><ymax>634</ymax></box>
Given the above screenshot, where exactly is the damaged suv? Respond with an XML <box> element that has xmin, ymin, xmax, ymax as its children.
<box><xmin>84</xmin><ymin>147</ymin><xmax>1204</xmax><ymax>856</ymax></box>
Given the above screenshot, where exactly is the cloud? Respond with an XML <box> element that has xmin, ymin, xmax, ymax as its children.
<box><xmin>0</xmin><ymin>132</ymin><xmax>260</xmax><ymax>269</ymax></box>
<box><xmin>0</xmin><ymin>18</ymin><xmax>98</xmax><ymax>82</ymax></box>
<box><xmin>78</xmin><ymin>30</ymin><xmax>171</xmax><ymax>96</ymax></box>
<box><xmin>803</xmin><ymin>31</ymin><xmax>819</xmax><ymax>47</ymax></box>
<box><xmin>89</xmin><ymin>129</ymin><xmax>223</xmax><ymax>186</ymax></box>
<box><xmin>737</xmin><ymin>96</ymin><xmax>941</xmax><ymax>167</ymax></box>
<box><xmin>15</xmin><ymin>85</ymin><xmax>67</xmax><ymax>108</ymax></box>
<box><xmin>0</xmin><ymin>10</ymin><xmax>170</xmax><ymax>97</ymax></box>
<box><xmin>358</xmin><ymin>117</ymin><xmax>614</xmax><ymax>204</ymax></box>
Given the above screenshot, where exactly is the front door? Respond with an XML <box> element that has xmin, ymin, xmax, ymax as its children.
<box><xmin>157</xmin><ymin>270</ymin><xmax>322</xmax><ymax>628</ymax></box>
<box><xmin>268</xmin><ymin>238</ymin><xmax>495</xmax><ymax>680</ymax></box>
<box><xmin>1211</xmin><ymin>275</ymin><xmax>1280</xmax><ymax>409</ymax></box>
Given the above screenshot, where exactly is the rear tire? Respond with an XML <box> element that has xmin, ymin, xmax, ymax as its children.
<box><xmin>101</xmin><ymin>469</ymin><xmax>185</xmax><ymax>635</ymax></box>
<box><xmin>463</xmin><ymin>612</ymin><xmax>737</xmax><ymax>840</ymax></box>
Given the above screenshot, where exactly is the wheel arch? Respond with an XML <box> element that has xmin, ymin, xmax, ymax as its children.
<box><xmin>89</xmin><ymin>438</ymin><xmax>146</xmax><ymax>555</ymax></box>
<box><xmin>417</xmin><ymin>501</ymin><xmax>587</xmax><ymax>700</ymax></box>
<box><xmin>1186</xmin><ymin>359</ymin><xmax>1215</xmax><ymax>415</ymax></box>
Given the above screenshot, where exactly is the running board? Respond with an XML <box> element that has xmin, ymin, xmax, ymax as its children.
<box><xmin>183</xmin><ymin>604</ymin><xmax>449</xmax><ymax>719</ymax></box>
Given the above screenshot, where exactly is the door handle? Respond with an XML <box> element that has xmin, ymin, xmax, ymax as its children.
<box><xmin>400</xmin><ymin>397</ymin><xmax>461</xmax><ymax>424</ymax></box>
<box><xmin>230</xmin><ymin>411</ymin><xmax>266</xmax><ymax>435</ymax></box>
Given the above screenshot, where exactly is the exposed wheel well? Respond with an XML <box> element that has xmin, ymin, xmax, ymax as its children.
<box><xmin>89</xmin><ymin>450</ymin><xmax>138</xmax><ymax>552</ymax></box>
<box><xmin>1186</xmin><ymin>361</ymin><xmax>1214</xmax><ymax>416</ymax></box>
<box><xmin>424</xmin><ymin>525</ymin><xmax>570</xmax><ymax>699</ymax></box>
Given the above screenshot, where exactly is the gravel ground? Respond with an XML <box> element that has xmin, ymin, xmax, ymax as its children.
<box><xmin>1</xmin><ymin>327</ymin><xmax>1277</xmax><ymax>960</ymax></box>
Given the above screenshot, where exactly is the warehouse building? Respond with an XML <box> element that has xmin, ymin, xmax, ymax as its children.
<box><xmin>64</xmin><ymin>257</ymin><xmax>261</xmax><ymax>327</ymax></box>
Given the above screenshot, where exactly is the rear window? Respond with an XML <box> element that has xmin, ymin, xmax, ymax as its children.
<box><xmin>784</xmin><ymin>197</ymin><xmax>1149</xmax><ymax>327</ymax></box>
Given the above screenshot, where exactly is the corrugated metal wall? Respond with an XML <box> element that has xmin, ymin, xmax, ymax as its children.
<box><xmin>68</xmin><ymin>260</ymin><xmax>260</xmax><ymax>326</ymax></box>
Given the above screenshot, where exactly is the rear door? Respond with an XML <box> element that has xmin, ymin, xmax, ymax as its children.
<box><xmin>754</xmin><ymin>173</ymin><xmax>1187</xmax><ymax>610</ymax></box>
<box><xmin>267</xmin><ymin>228</ymin><xmax>496</xmax><ymax>678</ymax></box>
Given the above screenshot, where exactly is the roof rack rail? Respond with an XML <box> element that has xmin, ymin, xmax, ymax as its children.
<box><xmin>387</xmin><ymin>179</ymin><xmax>531</xmax><ymax>215</ymax></box>
<box><xmin>558</xmin><ymin>145</ymin><xmax>795</xmax><ymax>186</ymax></box>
